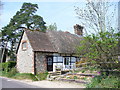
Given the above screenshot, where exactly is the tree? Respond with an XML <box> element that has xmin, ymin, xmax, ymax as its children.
<box><xmin>1</xmin><ymin>2</ymin><xmax>46</xmax><ymax>62</ymax></box>
<box><xmin>75</xmin><ymin>0</ymin><xmax>117</xmax><ymax>34</ymax></box>
<box><xmin>75</xmin><ymin>0</ymin><xmax>119</xmax><ymax>73</ymax></box>
<box><xmin>7</xmin><ymin>2</ymin><xmax>46</xmax><ymax>31</ymax></box>
<box><xmin>47</xmin><ymin>23</ymin><xmax>57</xmax><ymax>31</ymax></box>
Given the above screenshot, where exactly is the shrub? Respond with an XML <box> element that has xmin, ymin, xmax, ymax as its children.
<box><xmin>6</xmin><ymin>61</ymin><xmax>16</xmax><ymax>71</ymax></box>
<box><xmin>0</xmin><ymin>61</ymin><xmax>16</xmax><ymax>72</ymax></box>
<box><xmin>36</xmin><ymin>72</ymin><xmax>48</xmax><ymax>81</ymax></box>
<box><xmin>97</xmin><ymin>76</ymin><xmax>120</xmax><ymax>88</ymax></box>
<box><xmin>7</xmin><ymin>67</ymin><xmax>18</xmax><ymax>77</ymax></box>
<box><xmin>86</xmin><ymin>75</ymin><xmax>120</xmax><ymax>88</ymax></box>
<box><xmin>0</xmin><ymin>71</ymin><xmax>8</xmax><ymax>77</ymax></box>
<box><xmin>0</xmin><ymin>63</ymin><xmax>3</xmax><ymax>71</ymax></box>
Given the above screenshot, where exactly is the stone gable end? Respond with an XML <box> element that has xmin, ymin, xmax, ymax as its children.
<box><xmin>17</xmin><ymin>32</ymin><xmax>34</xmax><ymax>74</ymax></box>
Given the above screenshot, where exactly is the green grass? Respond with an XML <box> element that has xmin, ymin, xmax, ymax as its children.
<box><xmin>0</xmin><ymin>62</ymin><xmax>39</xmax><ymax>81</ymax></box>
<box><xmin>0</xmin><ymin>68</ymin><xmax>38</xmax><ymax>81</ymax></box>
<box><xmin>0</xmin><ymin>71</ymin><xmax>39</xmax><ymax>81</ymax></box>
<box><xmin>0</xmin><ymin>70</ymin><xmax>48</xmax><ymax>81</ymax></box>
<box><xmin>0</xmin><ymin>71</ymin><xmax>8</xmax><ymax>77</ymax></box>
<box><xmin>13</xmin><ymin>73</ymin><xmax>38</xmax><ymax>81</ymax></box>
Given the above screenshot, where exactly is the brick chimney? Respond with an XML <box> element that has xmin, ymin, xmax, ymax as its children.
<box><xmin>74</xmin><ymin>24</ymin><xmax>83</xmax><ymax>36</ymax></box>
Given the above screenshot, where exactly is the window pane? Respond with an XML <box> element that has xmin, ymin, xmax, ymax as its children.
<box><xmin>71</xmin><ymin>57</ymin><xmax>76</xmax><ymax>62</ymax></box>
<box><xmin>58</xmin><ymin>57</ymin><xmax>63</xmax><ymax>62</ymax></box>
<box><xmin>64</xmin><ymin>57</ymin><xmax>69</xmax><ymax>65</ymax></box>
<box><xmin>53</xmin><ymin>57</ymin><xmax>57</xmax><ymax>62</ymax></box>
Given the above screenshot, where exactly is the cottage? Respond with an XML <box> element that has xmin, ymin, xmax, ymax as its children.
<box><xmin>16</xmin><ymin>24</ymin><xmax>83</xmax><ymax>74</ymax></box>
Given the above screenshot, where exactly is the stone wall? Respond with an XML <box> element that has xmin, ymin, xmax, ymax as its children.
<box><xmin>17</xmin><ymin>32</ymin><xmax>34</xmax><ymax>74</ymax></box>
<box><xmin>35</xmin><ymin>52</ymin><xmax>53</xmax><ymax>73</ymax></box>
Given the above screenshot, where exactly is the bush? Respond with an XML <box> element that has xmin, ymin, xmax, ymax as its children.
<box><xmin>0</xmin><ymin>63</ymin><xmax>3</xmax><ymax>71</ymax></box>
<box><xmin>97</xmin><ymin>76</ymin><xmax>120</xmax><ymax>88</ymax></box>
<box><xmin>13</xmin><ymin>73</ymin><xmax>38</xmax><ymax>81</ymax></box>
<box><xmin>0</xmin><ymin>71</ymin><xmax>8</xmax><ymax>77</ymax></box>
<box><xmin>86</xmin><ymin>75</ymin><xmax>120</xmax><ymax>88</ymax></box>
<box><xmin>7</xmin><ymin>67</ymin><xmax>18</xmax><ymax>77</ymax></box>
<box><xmin>36</xmin><ymin>72</ymin><xmax>48</xmax><ymax>81</ymax></box>
<box><xmin>0</xmin><ymin>61</ymin><xmax>16</xmax><ymax>72</ymax></box>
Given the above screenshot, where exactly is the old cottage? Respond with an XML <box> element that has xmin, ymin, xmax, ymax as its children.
<box><xmin>17</xmin><ymin>24</ymin><xmax>83</xmax><ymax>74</ymax></box>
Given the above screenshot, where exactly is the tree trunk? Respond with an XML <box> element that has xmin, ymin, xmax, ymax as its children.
<box><xmin>1</xmin><ymin>42</ymin><xmax>7</xmax><ymax>63</ymax></box>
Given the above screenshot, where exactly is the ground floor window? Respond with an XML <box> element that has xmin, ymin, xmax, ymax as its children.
<box><xmin>64</xmin><ymin>57</ymin><xmax>69</xmax><ymax>65</ymax></box>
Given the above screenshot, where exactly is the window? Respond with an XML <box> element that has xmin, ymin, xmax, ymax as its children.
<box><xmin>64</xmin><ymin>57</ymin><xmax>69</xmax><ymax>65</ymax></box>
<box><xmin>47</xmin><ymin>57</ymin><xmax>52</xmax><ymax>65</ymax></box>
<box><xmin>22</xmin><ymin>41</ymin><xmax>27</xmax><ymax>50</ymax></box>
<box><xmin>58</xmin><ymin>57</ymin><xmax>63</xmax><ymax>62</ymax></box>
<box><xmin>71</xmin><ymin>57</ymin><xmax>76</xmax><ymax>63</ymax></box>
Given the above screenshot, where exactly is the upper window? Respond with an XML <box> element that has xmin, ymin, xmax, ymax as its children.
<box><xmin>22</xmin><ymin>41</ymin><xmax>27</xmax><ymax>50</ymax></box>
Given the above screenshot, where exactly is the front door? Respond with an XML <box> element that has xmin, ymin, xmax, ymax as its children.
<box><xmin>47</xmin><ymin>56</ymin><xmax>53</xmax><ymax>71</ymax></box>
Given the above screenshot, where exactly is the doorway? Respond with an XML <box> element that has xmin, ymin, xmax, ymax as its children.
<box><xmin>46</xmin><ymin>56</ymin><xmax>53</xmax><ymax>71</ymax></box>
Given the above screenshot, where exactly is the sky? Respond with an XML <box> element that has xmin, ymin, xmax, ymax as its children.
<box><xmin>0</xmin><ymin>0</ymin><xmax>119</xmax><ymax>34</ymax></box>
<box><xmin>0</xmin><ymin>1</ymin><xmax>86</xmax><ymax>34</ymax></box>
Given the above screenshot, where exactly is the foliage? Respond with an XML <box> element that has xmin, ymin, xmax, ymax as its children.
<box><xmin>47</xmin><ymin>23</ymin><xmax>57</xmax><ymax>31</ymax></box>
<box><xmin>6</xmin><ymin>67</ymin><xmax>18</xmax><ymax>77</ymax></box>
<box><xmin>76</xmin><ymin>57</ymin><xmax>88</xmax><ymax>68</ymax></box>
<box><xmin>75</xmin><ymin>0</ymin><xmax>120</xmax><ymax>76</ymax></box>
<box><xmin>13</xmin><ymin>73</ymin><xmax>38</xmax><ymax>81</ymax></box>
<box><xmin>77</xmin><ymin>30</ymin><xmax>119</xmax><ymax>71</ymax></box>
<box><xmin>0</xmin><ymin>61</ymin><xmax>16</xmax><ymax>72</ymax></box>
<box><xmin>73</xmin><ymin>76</ymin><xmax>78</xmax><ymax>80</ymax></box>
<box><xmin>4</xmin><ymin>2</ymin><xmax>46</xmax><ymax>31</ymax></box>
<box><xmin>0</xmin><ymin>71</ymin><xmax>8</xmax><ymax>77</ymax></box>
<box><xmin>36</xmin><ymin>72</ymin><xmax>48</xmax><ymax>81</ymax></box>
<box><xmin>86</xmin><ymin>75</ymin><xmax>120</xmax><ymax>88</ymax></box>
<box><xmin>1</xmin><ymin>2</ymin><xmax>46</xmax><ymax>61</ymax></box>
<box><xmin>0</xmin><ymin>62</ymin><xmax>38</xmax><ymax>81</ymax></box>
<box><xmin>0</xmin><ymin>62</ymin><xmax>47</xmax><ymax>81</ymax></box>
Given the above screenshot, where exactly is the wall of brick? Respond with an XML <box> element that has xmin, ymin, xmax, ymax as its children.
<box><xmin>17</xmin><ymin>32</ymin><xmax>34</xmax><ymax>74</ymax></box>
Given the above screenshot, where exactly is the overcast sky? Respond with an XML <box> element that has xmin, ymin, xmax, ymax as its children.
<box><xmin>0</xmin><ymin>0</ymin><xmax>119</xmax><ymax>34</ymax></box>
